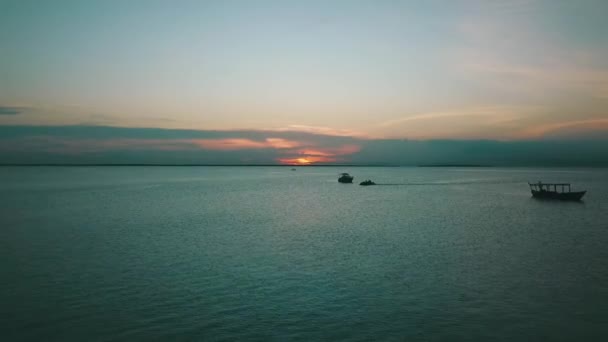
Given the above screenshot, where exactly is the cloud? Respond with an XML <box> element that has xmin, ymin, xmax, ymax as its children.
<box><xmin>378</xmin><ymin>106</ymin><xmax>526</xmax><ymax>127</ymax></box>
<box><xmin>277</xmin><ymin>144</ymin><xmax>362</xmax><ymax>165</ymax></box>
<box><xmin>272</xmin><ymin>125</ymin><xmax>367</xmax><ymax>138</ymax></box>
<box><xmin>295</xmin><ymin>145</ymin><xmax>361</xmax><ymax>157</ymax></box>
<box><xmin>455</xmin><ymin>4</ymin><xmax>608</xmax><ymax>100</ymax></box>
<box><xmin>0</xmin><ymin>137</ymin><xmax>199</xmax><ymax>154</ymax></box>
<box><xmin>0</xmin><ymin>125</ymin><xmax>606</xmax><ymax>166</ymax></box>
<box><xmin>517</xmin><ymin>118</ymin><xmax>608</xmax><ymax>138</ymax></box>
<box><xmin>448</xmin><ymin>11</ymin><xmax>608</xmax><ymax>141</ymax></box>
<box><xmin>0</xmin><ymin>126</ymin><xmax>362</xmax><ymax>165</ymax></box>
<box><xmin>465</xmin><ymin>61</ymin><xmax>608</xmax><ymax>99</ymax></box>
<box><xmin>0</xmin><ymin>106</ymin><xmax>24</xmax><ymax>115</ymax></box>
<box><xmin>190</xmin><ymin>138</ymin><xmax>302</xmax><ymax>151</ymax></box>
<box><xmin>0</xmin><ymin>137</ymin><xmax>307</xmax><ymax>155</ymax></box>
<box><xmin>375</xmin><ymin>105</ymin><xmax>546</xmax><ymax>140</ymax></box>
<box><xmin>470</xmin><ymin>0</ymin><xmax>542</xmax><ymax>16</ymax></box>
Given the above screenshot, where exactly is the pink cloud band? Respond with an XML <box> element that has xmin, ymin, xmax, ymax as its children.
<box><xmin>1</xmin><ymin>135</ymin><xmax>361</xmax><ymax>165</ymax></box>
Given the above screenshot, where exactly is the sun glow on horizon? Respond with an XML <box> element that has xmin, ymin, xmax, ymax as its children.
<box><xmin>278</xmin><ymin>157</ymin><xmax>312</xmax><ymax>165</ymax></box>
<box><xmin>277</xmin><ymin>156</ymin><xmax>339</xmax><ymax>165</ymax></box>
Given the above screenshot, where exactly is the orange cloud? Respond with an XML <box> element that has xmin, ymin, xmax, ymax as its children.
<box><xmin>277</xmin><ymin>144</ymin><xmax>361</xmax><ymax>165</ymax></box>
<box><xmin>297</xmin><ymin>144</ymin><xmax>361</xmax><ymax>156</ymax></box>
<box><xmin>4</xmin><ymin>135</ymin><xmax>360</xmax><ymax>165</ymax></box>
<box><xmin>6</xmin><ymin>136</ymin><xmax>306</xmax><ymax>154</ymax></box>
<box><xmin>265</xmin><ymin>138</ymin><xmax>302</xmax><ymax>149</ymax></box>
<box><xmin>296</xmin><ymin>149</ymin><xmax>334</xmax><ymax>157</ymax></box>
<box><xmin>190</xmin><ymin>138</ymin><xmax>302</xmax><ymax>150</ymax></box>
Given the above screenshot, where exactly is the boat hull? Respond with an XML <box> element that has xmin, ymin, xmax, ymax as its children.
<box><xmin>531</xmin><ymin>190</ymin><xmax>586</xmax><ymax>201</ymax></box>
<box><xmin>338</xmin><ymin>177</ymin><xmax>354</xmax><ymax>183</ymax></box>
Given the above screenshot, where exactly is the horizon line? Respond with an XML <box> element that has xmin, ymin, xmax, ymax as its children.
<box><xmin>2</xmin><ymin>164</ymin><xmax>607</xmax><ymax>168</ymax></box>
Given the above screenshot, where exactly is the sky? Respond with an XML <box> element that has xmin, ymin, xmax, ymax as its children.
<box><xmin>1</xmin><ymin>0</ymin><xmax>607</xmax><ymax>165</ymax></box>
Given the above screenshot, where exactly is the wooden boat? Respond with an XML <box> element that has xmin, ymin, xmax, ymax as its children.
<box><xmin>528</xmin><ymin>182</ymin><xmax>586</xmax><ymax>201</ymax></box>
<box><xmin>338</xmin><ymin>173</ymin><xmax>354</xmax><ymax>183</ymax></box>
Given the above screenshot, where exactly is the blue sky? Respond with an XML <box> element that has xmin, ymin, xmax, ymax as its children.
<box><xmin>1</xmin><ymin>0</ymin><xmax>607</xmax><ymax>164</ymax></box>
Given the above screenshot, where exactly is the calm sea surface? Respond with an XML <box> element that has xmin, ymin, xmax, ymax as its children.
<box><xmin>1</xmin><ymin>166</ymin><xmax>607</xmax><ymax>341</ymax></box>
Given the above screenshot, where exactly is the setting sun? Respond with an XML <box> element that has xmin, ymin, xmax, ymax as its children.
<box><xmin>278</xmin><ymin>157</ymin><xmax>312</xmax><ymax>165</ymax></box>
<box><xmin>278</xmin><ymin>155</ymin><xmax>342</xmax><ymax>165</ymax></box>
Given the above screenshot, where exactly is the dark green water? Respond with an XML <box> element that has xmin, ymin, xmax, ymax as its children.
<box><xmin>1</xmin><ymin>167</ymin><xmax>607</xmax><ymax>341</ymax></box>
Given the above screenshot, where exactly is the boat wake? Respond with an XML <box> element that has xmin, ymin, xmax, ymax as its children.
<box><xmin>370</xmin><ymin>179</ymin><xmax>523</xmax><ymax>186</ymax></box>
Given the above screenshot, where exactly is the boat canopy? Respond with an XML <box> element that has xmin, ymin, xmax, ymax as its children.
<box><xmin>528</xmin><ymin>182</ymin><xmax>572</xmax><ymax>193</ymax></box>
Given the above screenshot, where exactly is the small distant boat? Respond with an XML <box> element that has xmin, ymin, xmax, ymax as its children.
<box><xmin>291</xmin><ymin>168</ymin><xmax>296</xmax><ymax>171</ymax></box>
<box><xmin>338</xmin><ymin>173</ymin><xmax>354</xmax><ymax>183</ymax></box>
<box><xmin>528</xmin><ymin>181</ymin><xmax>586</xmax><ymax>201</ymax></box>
<box><xmin>359</xmin><ymin>180</ymin><xmax>376</xmax><ymax>186</ymax></box>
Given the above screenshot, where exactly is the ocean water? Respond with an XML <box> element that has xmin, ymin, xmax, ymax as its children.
<box><xmin>1</xmin><ymin>166</ymin><xmax>607</xmax><ymax>341</ymax></box>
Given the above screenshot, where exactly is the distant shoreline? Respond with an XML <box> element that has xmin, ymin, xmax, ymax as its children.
<box><xmin>0</xmin><ymin>164</ymin><xmax>605</xmax><ymax>168</ymax></box>
<box><xmin>417</xmin><ymin>164</ymin><xmax>491</xmax><ymax>167</ymax></box>
<box><xmin>0</xmin><ymin>164</ymin><xmax>401</xmax><ymax>167</ymax></box>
